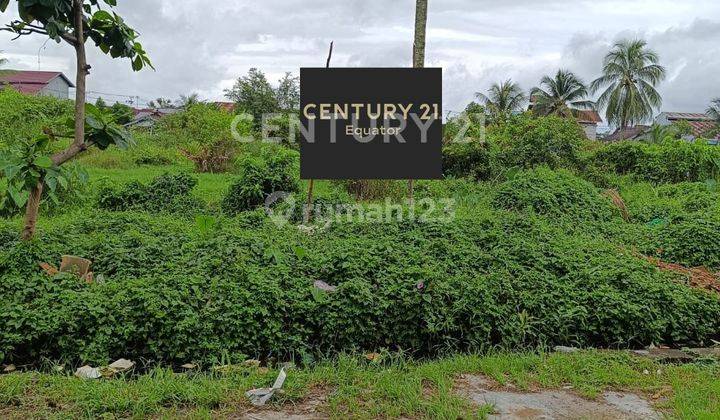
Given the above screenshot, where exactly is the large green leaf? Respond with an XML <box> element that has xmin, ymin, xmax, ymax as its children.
<box><xmin>33</xmin><ymin>155</ymin><xmax>53</xmax><ymax>169</ymax></box>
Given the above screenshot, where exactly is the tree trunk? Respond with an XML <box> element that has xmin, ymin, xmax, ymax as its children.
<box><xmin>21</xmin><ymin>0</ymin><xmax>88</xmax><ymax>240</ymax></box>
<box><xmin>412</xmin><ymin>0</ymin><xmax>428</xmax><ymax>68</ymax></box>
<box><xmin>21</xmin><ymin>183</ymin><xmax>43</xmax><ymax>240</ymax></box>
<box><xmin>409</xmin><ymin>0</ymin><xmax>428</xmax><ymax>204</ymax></box>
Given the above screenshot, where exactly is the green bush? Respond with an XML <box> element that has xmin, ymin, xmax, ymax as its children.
<box><xmin>493</xmin><ymin>167</ymin><xmax>618</xmax><ymax>222</ymax></box>
<box><xmin>652</xmin><ymin>218</ymin><xmax>720</xmax><ymax>269</ymax></box>
<box><xmin>222</xmin><ymin>148</ymin><xmax>299</xmax><ymax>214</ymax></box>
<box><xmin>493</xmin><ymin>115</ymin><xmax>586</xmax><ymax>170</ymax></box>
<box><xmin>0</xmin><ymin>211</ymin><xmax>718</xmax><ymax>366</ymax></box>
<box><xmin>593</xmin><ymin>141</ymin><xmax>650</xmax><ymax>174</ymax></box>
<box><xmin>593</xmin><ymin>140</ymin><xmax>720</xmax><ymax>184</ymax></box>
<box><xmin>442</xmin><ymin>140</ymin><xmax>497</xmax><ymax>180</ymax></box>
<box><xmin>97</xmin><ymin>173</ymin><xmax>204</xmax><ymax>215</ymax></box>
<box><xmin>0</xmin><ymin>88</ymin><xmax>73</xmax><ymax>151</ymax></box>
<box><xmin>152</xmin><ymin>104</ymin><xmax>253</xmax><ymax>172</ymax></box>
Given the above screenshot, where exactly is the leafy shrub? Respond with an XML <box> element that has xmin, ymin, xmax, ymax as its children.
<box><xmin>636</xmin><ymin>140</ymin><xmax>716</xmax><ymax>183</ymax></box>
<box><xmin>593</xmin><ymin>141</ymin><xmax>650</xmax><ymax>174</ymax></box>
<box><xmin>493</xmin><ymin>167</ymin><xmax>618</xmax><ymax>221</ymax></box>
<box><xmin>653</xmin><ymin>218</ymin><xmax>720</xmax><ymax>269</ymax></box>
<box><xmin>593</xmin><ymin>140</ymin><xmax>720</xmax><ymax>184</ymax></box>
<box><xmin>97</xmin><ymin>173</ymin><xmax>204</xmax><ymax>214</ymax></box>
<box><xmin>222</xmin><ymin>148</ymin><xmax>299</xmax><ymax>214</ymax></box>
<box><xmin>493</xmin><ymin>115</ymin><xmax>586</xmax><ymax>169</ymax></box>
<box><xmin>0</xmin><ymin>211</ymin><xmax>718</xmax><ymax>366</ymax></box>
<box><xmin>153</xmin><ymin>104</ymin><xmax>253</xmax><ymax>172</ymax></box>
<box><xmin>442</xmin><ymin>140</ymin><xmax>497</xmax><ymax>180</ymax></box>
<box><xmin>0</xmin><ymin>88</ymin><xmax>73</xmax><ymax>151</ymax></box>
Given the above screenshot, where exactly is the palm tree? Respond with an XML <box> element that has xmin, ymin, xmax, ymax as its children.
<box><xmin>590</xmin><ymin>39</ymin><xmax>666</xmax><ymax>130</ymax></box>
<box><xmin>708</xmin><ymin>98</ymin><xmax>720</xmax><ymax>124</ymax></box>
<box><xmin>475</xmin><ymin>79</ymin><xmax>526</xmax><ymax>123</ymax></box>
<box><xmin>530</xmin><ymin>69</ymin><xmax>594</xmax><ymax>118</ymax></box>
<box><xmin>176</xmin><ymin>93</ymin><xmax>200</xmax><ymax>108</ymax></box>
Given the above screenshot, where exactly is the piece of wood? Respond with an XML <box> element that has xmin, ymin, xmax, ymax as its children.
<box><xmin>305</xmin><ymin>41</ymin><xmax>334</xmax><ymax>222</ymax></box>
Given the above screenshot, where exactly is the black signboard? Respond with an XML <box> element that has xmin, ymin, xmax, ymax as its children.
<box><xmin>300</xmin><ymin>68</ymin><xmax>442</xmax><ymax>180</ymax></box>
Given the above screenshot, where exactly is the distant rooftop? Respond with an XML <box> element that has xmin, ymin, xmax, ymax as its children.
<box><xmin>0</xmin><ymin>70</ymin><xmax>74</xmax><ymax>94</ymax></box>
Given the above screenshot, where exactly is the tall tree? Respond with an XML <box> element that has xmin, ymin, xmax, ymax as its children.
<box><xmin>530</xmin><ymin>69</ymin><xmax>594</xmax><ymax>118</ymax></box>
<box><xmin>224</xmin><ymin>68</ymin><xmax>278</xmax><ymax>127</ymax></box>
<box><xmin>708</xmin><ymin>98</ymin><xmax>720</xmax><ymax>124</ymax></box>
<box><xmin>1</xmin><ymin>0</ymin><xmax>152</xmax><ymax>239</ymax></box>
<box><xmin>177</xmin><ymin>93</ymin><xmax>200</xmax><ymax>108</ymax></box>
<box><xmin>590</xmin><ymin>39</ymin><xmax>665</xmax><ymax>130</ymax></box>
<box><xmin>275</xmin><ymin>72</ymin><xmax>299</xmax><ymax>111</ymax></box>
<box><xmin>476</xmin><ymin>79</ymin><xmax>526</xmax><ymax>124</ymax></box>
<box><xmin>148</xmin><ymin>97</ymin><xmax>174</xmax><ymax>109</ymax></box>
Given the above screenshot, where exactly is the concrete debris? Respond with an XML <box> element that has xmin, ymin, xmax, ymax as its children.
<box><xmin>108</xmin><ymin>358</ymin><xmax>135</xmax><ymax>372</ymax></box>
<box><xmin>242</xmin><ymin>359</ymin><xmax>262</xmax><ymax>368</ymax></box>
<box><xmin>245</xmin><ymin>367</ymin><xmax>287</xmax><ymax>406</ymax></box>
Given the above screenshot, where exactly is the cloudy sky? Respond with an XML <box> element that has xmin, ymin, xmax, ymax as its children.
<box><xmin>1</xmin><ymin>0</ymin><xmax>719</xmax><ymax>122</ymax></box>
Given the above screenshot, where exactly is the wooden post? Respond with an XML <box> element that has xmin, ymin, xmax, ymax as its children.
<box><xmin>304</xmin><ymin>41</ymin><xmax>334</xmax><ymax>223</ymax></box>
<box><xmin>409</xmin><ymin>0</ymin><xmax>428</xmax><ymax>205</ymax></box>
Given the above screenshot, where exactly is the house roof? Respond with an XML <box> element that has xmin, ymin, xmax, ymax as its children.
<box><xmin>687</xmin><ymin>121</ymin><xmax>718</xmax><ymax>138</ymax></box>
<box><xmin>0</xmin><ymin>70</ymin><xmax>74</xmax><ymax>94</ymax></box>
<box><xmin>604</xmin><ymin>125</ymin><xmax>651</xmax><ymax>141</ymax></box>
<box><xmin>214</xmin><ymin>102</ymin><xmax>236</xmax><ymax>112</ymax></box>
<box><xmin>660</xmin><ymin>112</ymin><xmax>712</xmax><ymax>121</ymax></box>
<box><xmin>575</xmin><ymin>110</ymin><xmax>602</xmax><ymax>124</ymax></box>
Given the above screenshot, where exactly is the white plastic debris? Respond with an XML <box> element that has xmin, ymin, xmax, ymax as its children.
<box><xmin>554</xmin><ymin>346</ymin><xmax>580</xmax><ymax>353</ymax></box>
<box><xmin>314</xmin><ymin>280</ymin><xmax>337</xmax><ymax>292</ymax></box>
<box><xmin>181</xmin><ymin>363</ymin><xmax>197</xmax><ymax>370</ymax></box>
<box><xmin>245</xmin><ymin>367</ymin><xmax>287</xmax><ymax>406</ymax></box>
<box><xmin>75</xmin><ymin>365</ymin><xmax>101</xmax><ymax>379</ymax></box>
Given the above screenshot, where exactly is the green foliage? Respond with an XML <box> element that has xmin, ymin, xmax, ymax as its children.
<box><xmin>493</xmin><ymin>115</ymin><xmax>586</xmax><ymax>169</ymax></box>
<box><xmin>652</xmin><ymin>218</ymin><xmax>720</xmax><ymax>269</ymax></box>
<box><xmin>97</xmin><ymin>172</ymin><xmax>204</xmax><ymax>215</ymax></box>
<box><xmin>153</xmin><ymin>103</ymin><xmax>249</xmax><ymax>172</ymax></box>
<box><xmin>0</xmin><ymin>134</ymin><xmax>87</xmax><ymax>214</ymax></box>
<box><xmin>221</xmin><ymin>148</ymin><xmax>299</xmax><ymax>214</ymax></box>
<box><xmin>0</xmin><ymin>88</ymin><xmax>73</xmax><ymax>150</ymax></box>
<box><xmin>442</xmin><ymin>140</ymin><xmax>496</xmax><ymax>180</ymax></box>
<box><xmin>224</xmin><ymin>68</ymin><xmax>279</xmax><ymax>127</ymax></box>
<box><xmin>0</xmin><ymin>211</ymin><xmax>718</xmax><ymax>366</ymax></box>
<box><xmin>592</xmin><ymin>140</ymin><xmax>720</xmax><ymax>184</ymax></box>
<box><xmin>493</xmin><ymin>167</ymin><xmax>617</xmax><ymax>222</ymax></box>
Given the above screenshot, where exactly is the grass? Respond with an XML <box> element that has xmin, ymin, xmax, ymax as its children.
<box><xmin>1</xmin><ymin>351</ymin><xmax>718</xmax><ymax>419</ymax></box>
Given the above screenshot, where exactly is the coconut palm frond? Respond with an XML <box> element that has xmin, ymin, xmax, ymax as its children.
<box><xmin>531</xmin><ymin>69</ymin><xmax>593</xmax><ymax>117</ymax></box>
<box><xmin>591</xmin><ymin>39</ymin><xmax>666</xmax><ymax>129</ymax></box>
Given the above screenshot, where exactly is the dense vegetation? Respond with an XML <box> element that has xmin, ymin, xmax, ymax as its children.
<box><xmin>1</xmin><ymin>88</ymin><xmax>720</xmax><ymax>367</ymax></box>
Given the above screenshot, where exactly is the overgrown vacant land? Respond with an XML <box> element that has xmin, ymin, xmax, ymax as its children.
<box><xmin>2</xmin><ymin>89</ymin><xmax>720</xmax><ymax>417</ymax></box>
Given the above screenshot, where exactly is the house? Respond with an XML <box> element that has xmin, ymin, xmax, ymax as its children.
<box><xmin>603</xmin><ymin>125</ymin><xmax>651</xmax><ymax>142</ymax></box>
<box><xmin>0</xmin><ymin>70</ymin><xmax>74</xmax><ymax>99</ymax></box>
<box><xmin>214</xmin><ymin>101</ymin><xmax>236</xmax><ymax>113</ymax></box>
<box><xmin>125</xmin><ymin>107</ymin><xmax>180</xmax><ymax>128</ymax></box>
<box><xmin>527</xmin><ymin>97</ymin><xmax>603</xmax><ymax>140</ymax></box>
<box><xmin>655</xmin><ymin>112</ymin><xmax>718</xmax><ymax>140</ymax></box>
<box><xmin>575</xmin><ymin>110</ymin><xmax>603</xmax><ymax>140</ymax></box>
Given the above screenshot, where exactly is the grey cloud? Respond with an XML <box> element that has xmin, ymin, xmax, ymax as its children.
<box><xmin>0</xmin><ymin>1</ymin><xmax>718</xmax><ymax>113</ymax></box>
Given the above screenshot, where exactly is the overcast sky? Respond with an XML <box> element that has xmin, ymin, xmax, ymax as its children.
<box><xmin>1</xmin><ymin>0</ymin><xmax>719</xmax><ymax>120</ymax></box>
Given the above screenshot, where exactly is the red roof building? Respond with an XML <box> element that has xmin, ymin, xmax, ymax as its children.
<box><xmin>656</xmin><ymin>112</ymin><xmax>719</xmax><ymax>139</ymax></box>
<box><xmin>0</xmin><ymin>70</ymin><xmax>74</xmax><ymax>99</ymax></box>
